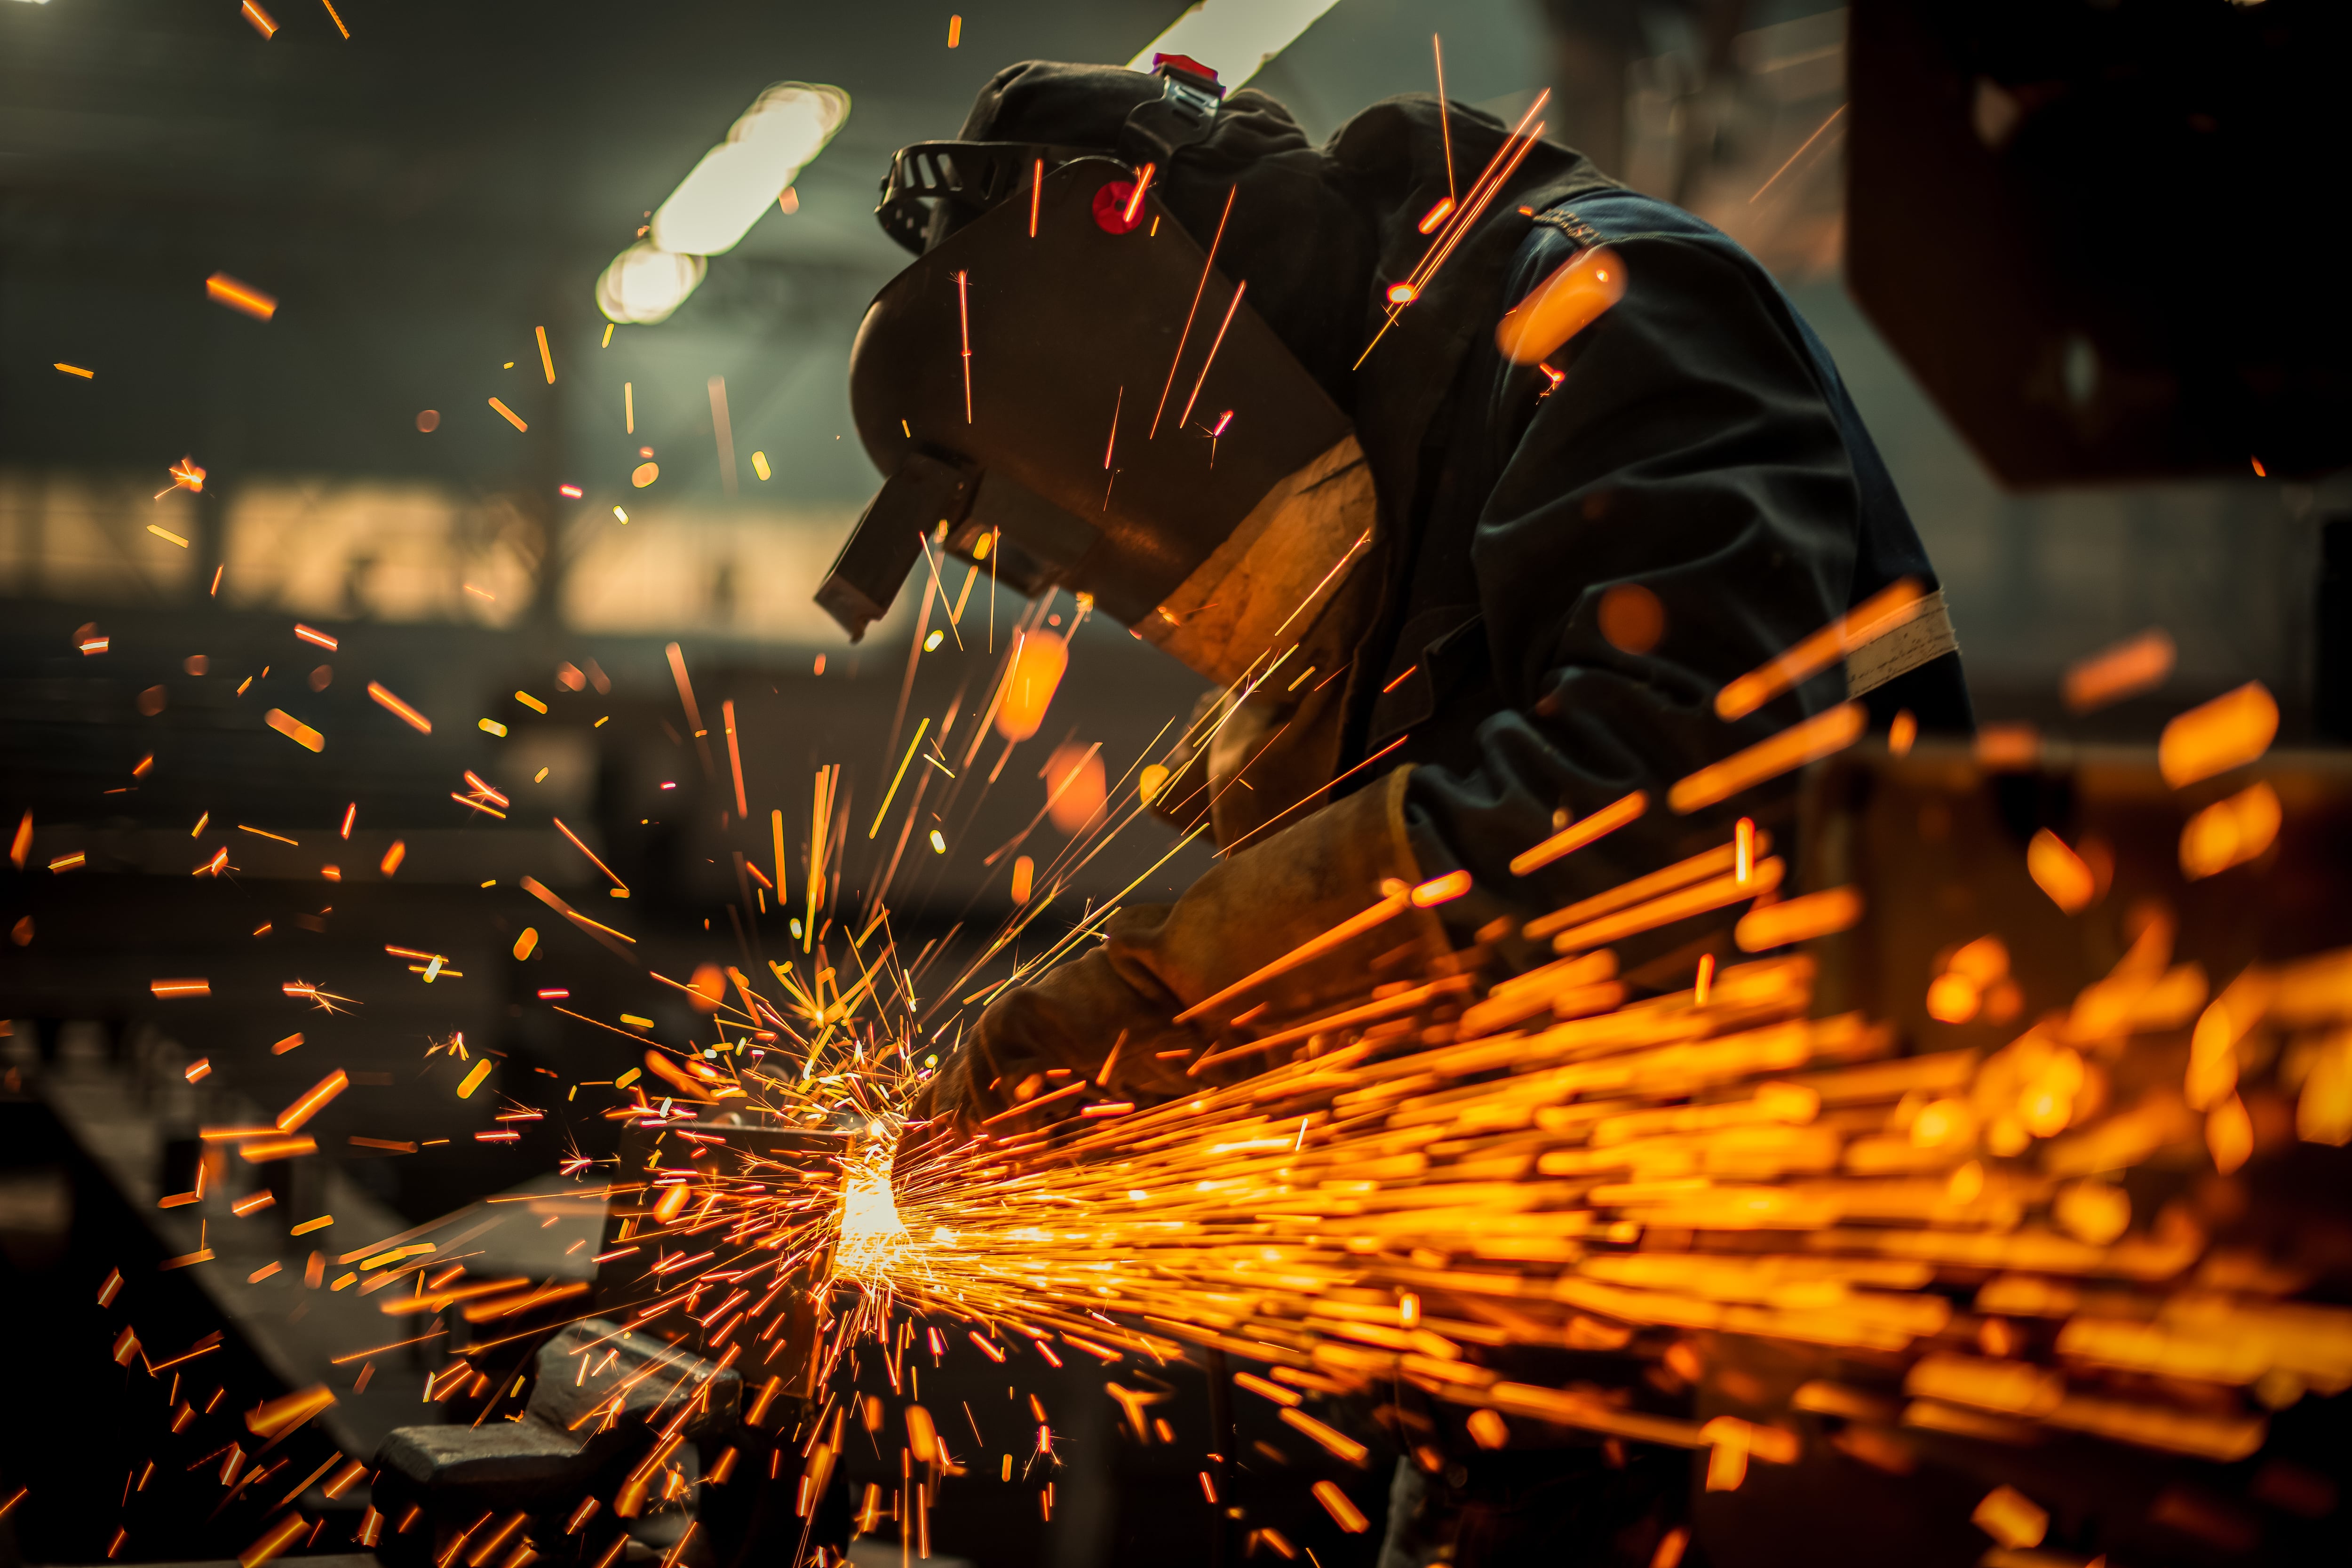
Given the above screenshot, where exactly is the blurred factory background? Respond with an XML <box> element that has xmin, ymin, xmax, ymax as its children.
<box><xmin>2</xmin><ymin>0</ymin><xmax>2346</xmax><ymax>1564</ymax></box>
<box><xmin>5</xmin><ymin>0</ymin><xmax>2338</xmax><ymax>716</ymax></box>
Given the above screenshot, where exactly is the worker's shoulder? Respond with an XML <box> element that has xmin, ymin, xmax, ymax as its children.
<box><xmin>1504</xmin><ymin>188</ymin><xmax>1836</xmax><ymax>391</ymax></box>
<box><xmin>1511</xmin><ymin>188</ymin><xmax>1796</xmax><ymax>329</ymax></box>
<box><xmin>1521</xmin><ymin>187</ymin><xmax>1758</xmax><ymax>270</ymax></box>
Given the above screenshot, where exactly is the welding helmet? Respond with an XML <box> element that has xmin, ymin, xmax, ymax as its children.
<box><xmin>816</xmin><ymin>59</ymin><xmax>1375</xmax><ymax>684</ymax></box>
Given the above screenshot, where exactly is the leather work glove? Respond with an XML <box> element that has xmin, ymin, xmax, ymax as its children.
<box><xmin>913</xmin><ymin>768</ymin><xmax>1446</xmax><ymax>1137</ymax></box>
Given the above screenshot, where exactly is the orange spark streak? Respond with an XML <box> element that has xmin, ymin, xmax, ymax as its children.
<box><xmin>207</xmin><ymin>272</ymin><xmax>277</xmax><ymax>317</ymax></box>
<box><xmin>358</xmin><ymin>680</ymin><xmax>430</xmax><ymax>737</ymax></box>
<box><xmin>239</xmin><ymin>1135</ymin><xmax>316</xmax><ymax>1163</ymax></box>
<box><xmin>868</xmin><ymin>718</ymin><xmax>930</xmax><ymax>839</ymax></box>
<box><xmin>2063</xmin><ymin>629</ymin><xmax>2175</xmax><ymax>714</ymax></box>
<box><xmin>1511</xmin><ymin>790</ymin><xmax>1648</xmax><ymax>876</ymax></box>
<box><xmin>1542</xmin><ymin>858</ymin><xmax>1783</xmax><ymax>953</ymax></box>
<box><xmin>1219</xmin><ymin>735</ymin><xmax>1409</xmax><ymax>856</ymax></box>
<box><xmin>1192</xmin><ymin>973</ymin><xmax>1476</xmax><ymax>1074</ymax></box>
<box><xmin>1716</xmin><ymin>579</ymin><xmax>1925</xmax><ymax>721</ymax></box>
<box><xmin>276</xmin><ymin>1071</ymin><xmax>348</xmax><ymax>1132</ymax></box>
<box><xmin>2026</xmin><ymin>829</ymin><xmax>2096</xmax><ymax>914</ymax></box>
<box><xmin>2179</xmin><ymin>781</ymin><xmax>2282</xmax><ymax>881</ymax></box>
<box><xmin>1176</xmin><ymin>281</ymin><xmax>1247</xmax><ymax>432</ymax></box>
<box><xmin>1353</xmin><ymin>93</ymin><xmax>1549</xmax><ymax>371</ymax></box>
<box><xmin>553</xmin><ymin>817</ymin><xmax>629</xmax><ymax>893</ymax></box>
<box><xmin>1669</xmin><ymin>703</ymin><xmax>1865</xmax><ymax>815</ymax></box>
<box><xmin>264</xmin><ymin>709</ymin><xmax>324</xmax><ymax>753</ymax></box>
<box><xmin>1150</xmin><ymin>186</ymin><xmax>1237</xmax><ymax>438</ymax></box>
<box><xmin>246</xmin><ymin>1385</ymin><xmax>336</xmax><ymax>1440</ymax></box>
<box><xmin>1734</xmin><ymin>884</ymin><xmax>1863</xmax><ymax>951</ymax></box>
<box><xmin>1495</xmin><ymin>245</ymin><xmax>1626</xmax><ymax>366</ymax></box>
<box><xmin>1433</xmin><ymin>32</ymin><xmax>1456</xmax><ymax>206</ymax></box>
<box><xmin>1121</xmin><ymin>162</ymin><xmax>1157</xmax><ymax>226</ymax></box>
<box><xmin>664</xmin><ymin>641</ymin><xmax>705</xmax><ymax>732</ymax></box>
<box><xmin>2158</xmin><ymin>682</ymin><xmax>2278</xmax><ymax>788</ymax></box>
<box><xmin>979</xmin><ymin>1078</ymin><xmax>1089</xmax><ymax>1126</ymax></box>
<box><xmin>520</xmin><ymin>875</ymin><xmax>638</xmax><ymax>947</ymax></box>
<box><xmin>724</xmin><ymin>700</ymin><xmax>748</xmax><ymax>817</ymax></box>
<box><xmin>1750</xmin><ymin>102</ymin><xmax>1846</xmax><ymax>206</ymax></box>
<box><xmin>1175</xmin><ymin>890</ymin><xmax>1409</xmax><ymax>1023</ymax></box>
<box><xmin>958</xmin><ymin>270</ymin><xmax>973</xmax><ymax>424</ymax></box>
<box><xmin>238</xmin><ymin>1515</ymin><xmax>306</xmax><ymax>1568</ymax></box>
<box><xmin>1314</xmin><ymin>1479</ymin><xmax>1370</xmax><ymax>1533</ymax></box>
<box><xmin>771</xmin><ymin>808</ymin><xmax>789</xmax><ymax>905</ymax></box>
<box><xmin>1282</xmin><ymin>1409</ymin><xmax>1367</xmax><ymax>1465</ymax></box>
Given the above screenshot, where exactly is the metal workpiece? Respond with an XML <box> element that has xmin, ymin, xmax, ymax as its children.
<box><xmin>362</xmin><ymin>1114</ymin><xmax>851</xmax><ymax>1568</ymax></box>
<box><xmin>364</xmin><ymin>1111</ymin><xmax>852</xmax><ymax>1568</ymax></box>
<box><xmin>371</xmin><ymin>1318</ymin><xmax>741</xmax><ymax>1566</ymax></box>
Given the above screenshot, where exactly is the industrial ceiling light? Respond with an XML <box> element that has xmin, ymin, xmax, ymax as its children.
<box><xmin>1127</xmin><ymin>0</ymin><xmax>1346</xmax><ymax>88</ymax></box>
<box><xmin>596</xmin><ymin>82</ymin><xmax>849</xmax><ymax>326</ymax></box>
<box><xmin>595</xmin><ymin>242</ymin><xmax>707</xmax><ymax>326</ymax></box>
<box><xmin>653</xmin><ymin>83</ymin><xmax>850</xmax><ymax>256</ymax></box>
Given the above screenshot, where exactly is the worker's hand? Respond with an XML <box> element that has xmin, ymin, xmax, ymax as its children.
<box><xmin>912</xmin><ymin>768</ymin><xmax>1446</xmax><ymax>1137</ymax></box>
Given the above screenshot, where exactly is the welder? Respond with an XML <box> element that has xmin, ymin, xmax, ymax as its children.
<box><xmin>819</xmin><ymin>58</ymin><xmax>1971</xmax><ymax>1565</ymax></box>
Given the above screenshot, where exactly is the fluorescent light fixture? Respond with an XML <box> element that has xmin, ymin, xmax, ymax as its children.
<box><xmin>596</xmin><ymin>82</ymin><xmax>848</xmax><ymax>326</ymax></box>
<box><xmin>1128</xmin><ymin>0</ymin><xmax>1347</xmax><ymax>87</ymax></box>
<box><xmin>652</xmin><ymin>83</ymin><xmax>850</xmax><ymax>256</ymax></box>
<box><xmin>596</xmin><ymin>242</ymin><xmax>707</xmax><ymax>326</ymax></box>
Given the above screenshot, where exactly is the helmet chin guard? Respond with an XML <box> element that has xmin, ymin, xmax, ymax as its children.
<box><xmin>818</xmin><ymin>154</ymin><xmax>1354</xmax><ymax>641</ymax></box>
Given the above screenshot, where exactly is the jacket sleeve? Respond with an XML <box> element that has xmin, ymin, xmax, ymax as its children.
<box><xmin>1398</xmin><ymin>222</ymin><xmax>1881</xmax><ymax>954</ymax></box>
